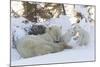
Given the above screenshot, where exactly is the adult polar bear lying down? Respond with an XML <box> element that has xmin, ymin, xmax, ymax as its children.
<box><xmin>16</xmin><ymin>26</ymin><xmax>72</xmax><ymax>58</ymax></box>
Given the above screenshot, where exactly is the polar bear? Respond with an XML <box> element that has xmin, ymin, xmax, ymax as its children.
<box><xmin>16</xmin><ymin>26</ymin><xmax>68</xmax><ymax>58</ymax></box>
<box><xmin>62</xmin><ymin>28</ymin><xmax>77</xmax><ymax>43</ymax></box>
<box><xmin>72</xmin><ymin>24</ymin><xmax>90</xmax><ymax>46</ymax></box>
<box><xmin>61</xmin><ymin>27</ymin><xmax>77</xmax><ymax>47</ymax></box>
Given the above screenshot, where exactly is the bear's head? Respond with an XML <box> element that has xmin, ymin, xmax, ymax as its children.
<box><xmin>46</xmin><ymin>26</ymin><xmax>62</xmax><ymax>43</ymax></box>
<box><xmin>66</xmin><ymin>27</ymin><xmax>77</xmax><ymax>37</ymax></box>
<box><xmin>72</xmin><ymin>23</ymin><xmax>82</xmax><ymax>32</ymax></box>
<box><xmin>71</xmin><ymin>24</ymin><xmax>83</xmax><ymax>41</ymax></box>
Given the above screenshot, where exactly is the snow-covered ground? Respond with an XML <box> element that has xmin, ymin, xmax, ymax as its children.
<box><xmin>11</xmin><ymin>4</ymin><xmax>95</xmax><ymax>66</ymax></box>
<box><xmin>11</xmin><ymin>45</ymin><xmax>95</xmax><ymax>66</ymax></box>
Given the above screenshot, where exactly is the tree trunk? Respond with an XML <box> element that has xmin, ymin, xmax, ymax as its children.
<box><xmin>62</xmin><ymin>4</ymin><xmax>66</xmax><ymax>15</ymax></box>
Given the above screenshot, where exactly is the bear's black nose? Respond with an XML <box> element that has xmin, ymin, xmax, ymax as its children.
<box><xmin>54</xmin><ymin>41</ymin><xmax>60</xmax><ymax>43</ymax></box>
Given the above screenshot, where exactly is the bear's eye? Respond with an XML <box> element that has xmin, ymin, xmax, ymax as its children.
<box><xmin>49</xmin><ymin>27</ymin><xmax>52</xmax><ymax>30</ymax></box>
<box><xmin>72</xmin><ymin>31</ymin><xmax>76</xmax><ymax>35</ymax></box>
<box><xmin>72</xmin><ymin>31</ymin><xmax>74</xmax><ymax>34</ymax></box>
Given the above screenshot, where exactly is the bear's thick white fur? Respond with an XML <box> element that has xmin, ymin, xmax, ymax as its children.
<box><xmin>73</xmin><ymin>24</ymin><xmax>90</xmax><ymax>46</ymax></box>
<box><xmin>62</xmin><ymin>28</ymin><xmax>77</xmax><ymax>45</ymax></box>
<box><xmin>16</xmin><ymin>26</ymin><xmax>67</xmax><ymax>58</ymax></box>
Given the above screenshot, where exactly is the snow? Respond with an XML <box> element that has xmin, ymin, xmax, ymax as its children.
<box><xmin>11</xmin><ymin>1</ymin><xmax>24</xmax><ymax>16</ymax></box>
<box><xmin>11</xmin><ymin>5</ymin><xmax>95</xmax><ymax>66</ymax></box>
<box><xmin>11</xmin><ymin>48</ymin><xmax>21</xmax><ymax>61</ymax></box>
<box><xmin>11</xmin><ymin>17</ymin><xmax>33</xmax><ymax>41</ymax></box>
<box><xmin>11</xmin><ymin>38</ymin><xmax>95</xmax><ymax>66</ymax></box>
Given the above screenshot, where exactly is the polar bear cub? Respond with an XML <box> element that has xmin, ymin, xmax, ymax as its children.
<box><xmin>72</xmin><ymin>24</ymin><xmax>90</xmax><ymax>46</ymax></box>
<box><xmin>16</xmin><ymin>26</ymin><xmax>66</xmax><ymax>58</ymax></box>
<box><xmin>61</xmin><ymin>27</ymin><xmax>77</xmax><ymax>48</ymax></box>
<box><xmin>62</xmin><ymin>28</ymin><xmax>77</xmax><ymax>43</ymax></box>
